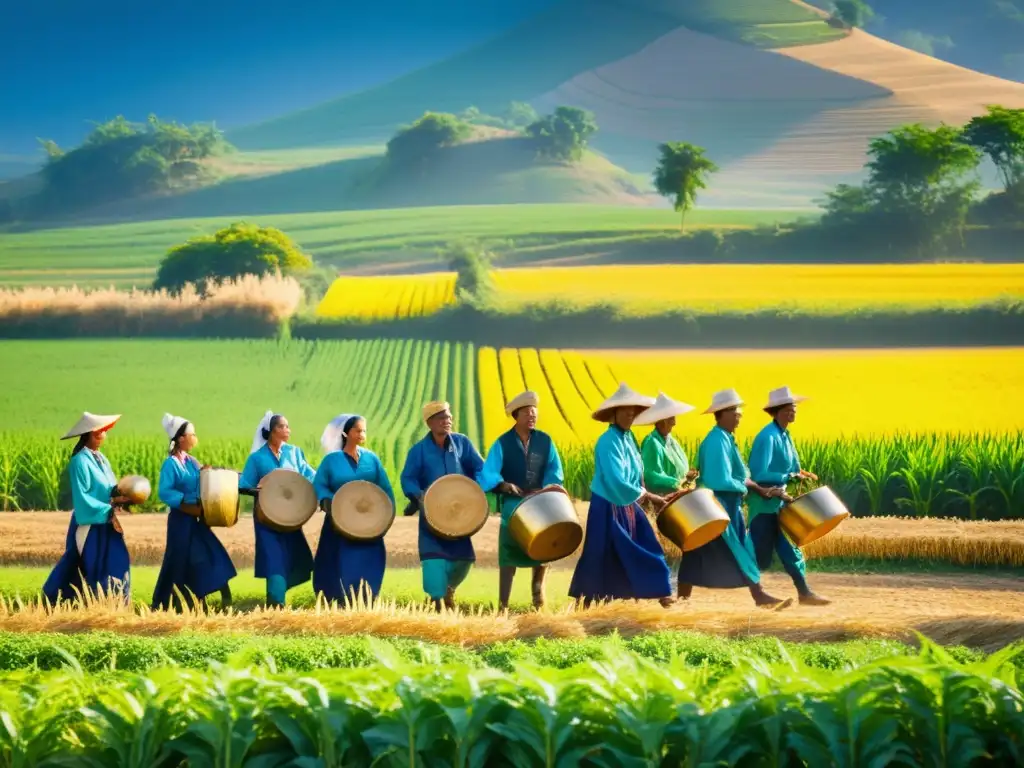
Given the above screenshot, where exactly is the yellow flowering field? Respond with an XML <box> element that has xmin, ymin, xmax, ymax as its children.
<box><xmin>316</xmin><ymin>264</ymin><xmax>1023</xmax><ymax>319</ymax></box>
<box><xmin>478</xmin><ymin>346</ymin><xmax>1024</xmax><ymax>446</ymax></box>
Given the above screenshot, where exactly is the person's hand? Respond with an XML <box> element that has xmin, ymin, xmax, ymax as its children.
<box><xmin>110</xmin><ymin>495</ymin><xmax>131</xmax><ymax>505</ymax></box>
<box><xmin>686</xmin><ymin>469</ymin><xmax>699</xmax><ymax>482</ymax></box>
<box><xmin>799</xmin><ymin>470</ymin><xmax>818</xmax><ymax>481</ymax></box>
<box><xmin>643</xmin><ymin>491</ymin><xmax>667</xmax><ymax>508</ymax></box>
<box><xmin>500</xmin><ymin>483</ymin><xmax>524</xmax><ymax>497</ymax></box>
<box><xmin>780</xmin><ymin>492</ymin><xmax>795</xmax><ymax>504</ymax></box>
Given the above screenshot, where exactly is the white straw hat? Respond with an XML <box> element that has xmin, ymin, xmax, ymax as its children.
<box><xmin>61</xmin><ymin>412</ymin><xmax>121</xmax><ymax>440</ymax></box>
<box><xmin>592</xmin><ymin>383</ymin><xmax>655</xmax><ymax>422</ymax></box>
<box><xmin>702</xmin><ymin>389</ymin><xmax>744</xmax><ymax>415</ymax></box>
<box><xmin>764</xmin><ymin>386</ymin><xmax>808</xmax><ymax>410</ymax></box>
<box><xmin>634</xmin><ymin>392</ymin><xmax>695</xmax><ymax>426</ymax></box>
<box><xmin>161</xmin><ymin>413</ymin><xmax>189</xmax><ymax>440</ymax></box>
<box><xmin>505</xmin><ymin>390</ymin><xmax>539</xmax><ymax>416</ymax></box>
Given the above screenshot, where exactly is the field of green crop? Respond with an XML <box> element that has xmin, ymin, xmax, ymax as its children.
<box><xmin>0</xmin><ymin>205</ymin><xmax>804</xmax><ymax>288</ymax></box>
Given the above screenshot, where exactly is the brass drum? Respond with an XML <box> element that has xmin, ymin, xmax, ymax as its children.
<box><xmin>331</xmin><ymin>480</ymin><xmax>395</xmax><ymax>541</ymax></box>
<box><xmin>423</xmin><ymin>474</ymin><xmax>489</xmax><ymax>540</ymax></box>
<box><xmin>200</xmin><ymin>468</ymin><xmax>240</xmax><ymax>528</ymax></box>
<box><xmin>780</xmin><ymin>485</ymin><xmax>850</xmax><ymax>547</ymax></box>
<box><xmin>116</xmin><ymin>475</ymin><xmax>151</xmax><ymax>508</ymax></box>
<box><xmin>256</xmin><ymin>469</ymin><xmax>317</xmax><ymax>532</ymax></box>
<box><xmin>509</xmin><ymin>485</ymin><xmax>583</xmax><ymax>563</ymax></box>
<box><xmin>657</xmin><ymin>488</ymin><xmax>730</xmax><ymax>552</ymax></box>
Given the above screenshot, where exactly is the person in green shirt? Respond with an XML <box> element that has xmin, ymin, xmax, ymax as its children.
<box><xmin>635</xmin><ymin>393</ymin><xmax>698</xmax><ymax>589</ymax></box>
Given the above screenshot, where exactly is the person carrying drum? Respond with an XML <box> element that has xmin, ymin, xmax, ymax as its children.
<box><xmin>678</xmin><ymin>389</ymin><xmax>791</xmax><ymax>608</ymax></box>
<box><xmin>479</xmin><ymin>390</ymin><xmax>564</xmax><ymax>612</ymax></box>
<box><xmin>44</xmin><ymin>412</ymin><xmax>132</xmax><ymax>605</ymax></box>
<box><xmin>240</xmin><ymin>411</ymin><xmax>316</xmax><ymax>608</ymax></box>
<box><xmin>312</xmin><ymin>414</ymin><xmax>395</xmax><ymax>605</ymax></box>
<box><xmin>151</xmin><ymin>414</ymin><xmax>236</xmax><ymax>612</ymax></box>
<box><xmin>400</xmin><ymin>400</ymin><xmax>485</xmax><ymax>612</ymax></box>
<box><xmin>747</xmin><ymin>387</ymin><xmax>830</xmax><ymax>606</ymax></box>
<box><xmin>636</xmin><ymin>392</ymin><xmax>698</xmax><ymax>592</ymax></box>
<box><xmin>568</xmin><ymin>384</ymin><xmax>674</xmax><ymax>608</ymax></box>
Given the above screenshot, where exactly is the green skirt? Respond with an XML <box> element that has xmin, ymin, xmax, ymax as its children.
<box><xmin>498</xmin><ymin>497</ymin><xmax>545</xmax><ymax>569</ymax></box>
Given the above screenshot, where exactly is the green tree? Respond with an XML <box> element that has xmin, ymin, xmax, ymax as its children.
<box><xmin>652</xmin><ymin>142</ymin><xmax>718</xmax><ymax>230</ymax></box>
<box><xmin>831</xmin><ymin>0</ymin><xmax>874</xmax><ymax>28</ymax></box>
<box><xmin>386</xmin><ymin>112</ymin><xmax>472</xmax><ymax>167</ymax></box>
<box><xmin>526</xmin><ymin>107</ymin><xmax>598</xmax><ymax>162</ymax></box>
<box><xmin>503</xmin><ymin>102</ymin><xmax>539</xmax><ymax>130</ymax></box>
<box><xmin>154</xmin><ymin>222</ymin><xmax>313</xmax><ymax>293</ymax></box>
<box><xmin>442</xmin><ymin>240</ymin><xmax>495</xmax><ymax>305</ymax></box>
<box><xmin>963</xmin><ymin>106</ymin><xmax>1024</xmax><ymax>193</ymax></box>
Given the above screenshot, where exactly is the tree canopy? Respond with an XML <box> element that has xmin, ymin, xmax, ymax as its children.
<box><xmin>154</xmin><ymin>223</ymin><xmax>313</xmax><ymax>294</ymax></box>
<box><xmin>652</xmin><ymin>142</ymin><xmax>719</xmax><ymax>230</ymax></box>
<box><xmin>963</xmin><ymin>106</ymin><xmax>1024</xmax><ymax>193</ymax></box>
<box><xmin>36</xmin><ymin>115</ymin><xmax>230</xmax><ymax>213</ymax></box>
<box><xmin>526</xmin><ymin>107</ymin><xmax>598</xmax><ymax>162</ymax></box>
<box><xmin>386</xmin><ymin>112</ymin><xmax>472</xmax><ymax>168</ymax></box>
<box><xmin>831</xmin><ymin>0</ymin><xmax>874</xmax><ymax>29</ymax></box>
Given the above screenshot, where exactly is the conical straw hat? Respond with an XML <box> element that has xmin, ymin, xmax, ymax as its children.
<box><xmin>331</xmin><ymin>480</ymin><xmax>395</xmax><ymax>540</ymax></box>
<box><xmin>702</xmin><ymin>389</ymin><xmax>744</xmax><ymax>415</ymax></box>
<box><xmin>61</xmin><ymin>412</ymin><xmax>121</xmax><ymax>440</ymax></box>
<box><xmin>634</xmin><ymin>392</ymin><xmax>696</xmax><ymax>425</ymax></box>
<box><xmin>592</xmin><ymin>383</ymin><xmax>655</xmax><ymax>422</ymax></box>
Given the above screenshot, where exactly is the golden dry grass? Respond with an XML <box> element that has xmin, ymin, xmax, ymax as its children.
<box><xmin>4</xmin><ymin>510</ymin><xmax>1023</xmax><ymax>569</ymax></box>
<box><xmin>1</xmin><ymin>571</ymin><xmax>1021</xmax><ymax>652</ymax></box>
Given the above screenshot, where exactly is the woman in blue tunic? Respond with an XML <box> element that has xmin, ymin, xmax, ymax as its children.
<box><xmin>677</xmin><ymin>389</ymin><xmax>791</xmax><ymax>609</ymax></box>
<box><xmin>43</xmin><ymin>412</ymin><xmax>132</xmax><ymax>604</ymax></box>
<box><xmin>151</xmin><ymin>413</ymin><xmax>237</xmax><ymax>612</ymax></box>
<box><xmin>239</xmin><ymin>411</ymin><xmax>316</xmax><ymax>608</ymax></box>
<box><xmin>748</xmin><ymin>387</ymin><xmax>830</xmax><ymax>606</ymax></box>
<box><xmin>568</xmin><ymin>383</ymin><xmax>674</xmax><ymax>608</ymax></box>
<box><xmin>313</xmin><ymin>414</ymin><xmax>395</xmax><ymax>604</ymax></box>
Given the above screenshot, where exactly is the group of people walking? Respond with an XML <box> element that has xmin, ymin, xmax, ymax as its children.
<box><xmin>42</xmin><ymin>381</ymin><xmax>827</xmax><ymax>612</ymax></box>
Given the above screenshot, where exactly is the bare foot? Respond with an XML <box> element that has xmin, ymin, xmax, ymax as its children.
<box><xmin>659</xmin><ymin>596</ymin><xmax>677</xmax><ymax>608</ymax></box>
<box><xmin>799</xmin><ymin>592</ymin><xmax>832</xmax><ymax>606</ymax></box>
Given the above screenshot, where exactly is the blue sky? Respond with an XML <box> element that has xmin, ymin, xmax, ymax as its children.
<box><xmin>0</xmin><ymin>0</ymin><xmax>554</xmax><ymax>154</ymax></box>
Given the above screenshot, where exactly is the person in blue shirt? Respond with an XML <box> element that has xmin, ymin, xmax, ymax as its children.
<box><xmin>239</xmin><ymin>411</ymin><xmax>316</xmax><ymax>608</ymax></box>
<box><xmin>479</xmin><ymin>390</ymin><xmax>565</xmax><ymax>612</ymax></box>
<box><xmin>748</xmin><ymin>387</ymin><xmax>830</xmax><ymax>606</ymax></box>
<box><xmin>151</xmin><ymin>413</ymin><xmax>236</xmax><ymax>612</ymax></box>
<box><xmin>568</xmin><ymin>383</ymin><xmax>674</xmax><ymax>608</ymax></box>
<box><xmin>313</xmin><ymin>413</ymin><xmax>395</xmax><ymax>604</ymax></box>
<box><xmin>400</xmin><ymin>400</ymin><xmax>485</xmax><ymax>611</ymax></box>
<box><xmin>44</xmin><ymin>412</ymin><xmax>132</xmax><ymax>605</ymax></box>
<box><xmin>678</xmin><ymin>389</ymin><xmax>791</xmax><ymax>609</ymax></box>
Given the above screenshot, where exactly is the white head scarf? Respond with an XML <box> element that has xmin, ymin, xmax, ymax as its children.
<box><xmin>321</xmin><ymin>413</ymin><xmax>357</xmax><ymax>454</ymax></box>
<box><xmin>251</xmin><ymin>410</ymin><xmax>275</xmax><ymax>455</ymax></box>
<box><xmin>162</xmin><ymin>413</ymin><xmax>189</xmax><ymax>440</ymax></box>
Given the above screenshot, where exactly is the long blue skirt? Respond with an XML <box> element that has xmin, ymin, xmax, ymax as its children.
<box><xmin>151</xmin><ymin>508</ymin><xmax>237</xmax><ymax>609</ymax></box>
<box><xmin>677</xmin><ymin>491</ymin><xmax>759</xmax><ymax>589</ymax></box>
<box><xmin>43</xmin><ymin>516</ymin><xmax>131</xmax><ymax>604</ymax></box>
<box><xmin>254</xmin><ymin>515</ymin><xmax>313</xmax><ymax>589</ymax></box>
<box><xmin>313</xmin><ymin>516</ymin><xmax>386</xmax><ymax>603</ymax></box>
<box><xmin>568</xmin><ymin>493</ymin><xmax>671</xmax><ymax>601</ymax></box>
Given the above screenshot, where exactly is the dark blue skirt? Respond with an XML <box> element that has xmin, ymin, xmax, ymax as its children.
<box><xmin>313</xmin><ymin>515</ymin><xmax>386</xmax><ymax>603</ymax></box>
<box><xmin>43</xmin><ymin>516</ymin><xmax>131</xmax><ymax>604</ymax></box>
<box><xmin>151</xmin><ymin>508</ymin><xmax>238</xmax><ymax>609</ymax></box>
<box><xmin>568</xmin><ymin>493</ymin><xmax>671</xmax><ymax>601</ymax></box>
<box><xmin>254</xmin><ymin>515</ymin><xmax>313</xmax><ymax>589</ymax></box>
<box><xmin>677</xmin><ymin>491</ymin><xmax>758</xmax><ymax>589</ymax></box>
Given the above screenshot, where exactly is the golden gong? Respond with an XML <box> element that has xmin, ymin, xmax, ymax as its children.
<box><xmin>200</xmin><ymin>468</ymin><xmax>240</xmax><ymax>528</ymax></box>
<box><xmin>422</xmin><ymin>474</ymin><xmax>489</xmax><ymax>540</ymax></box>
<box><xmin>509</xmin><ymin>485</ymin><xmax>583</xmax><ymax>563</ymax></box>
<box><xmin>331</xmin><ymin>480</ymin><xmax>395</xmax><ymax>541</ymax></box>
<box><xmin>116</xmin><ymin>475</ymin><xmax>152</xmax><ymax>508</ymax></box>
<box><xmin>657</xmin><ymin>488</ymin><xmax>730</xmax><ymax>552</ymax></box>
<box><xmin>780</xmin><ymin>485</ymin><xmax>850</xmax><ymax>547</ymax></box>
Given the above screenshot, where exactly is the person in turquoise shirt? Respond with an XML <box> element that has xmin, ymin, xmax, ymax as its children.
<box><xmin>678</xmin><ymin>389</ymin><xmax>791</xmax><ymax>609</ymax></box>
<box><xmin>400</xmin><ymin>400</ymin><xmax>486</xmax><ymax>611</ymax></box>
<box><xmin>43</xmin><ymin>412</ymin><xmax>132</xmax><ymax>604</ymax></box>
<box><xmin>313</xmin><ymin>413</ymin><xmax>395</xmax><ymax>604</ymax></box>
<box><xmin>151</xmin><ymin>413</ymin><xmax>236</xmax><ymax>612</ymax></box>
<box><xmin>748</xmin><ymin>387</ymin><xmax>830</xmax><ymax>606</ymax></box>
<box><xmin>568</xmin><ymin>383</ymin><xmax>673</xmax><ymax>608</ymax></box>
<box><xmin>635</xmin><ymin>392</ymin><xmax>698</xmax><ymax>591</ymax></box>
<box><xmin>479</xmin><ymin>390</ymin><xmax>565</xmax><ymax>612</ymax></box>
<box><xmin>240</xmin><ymin>411</ymin><xmax>316</xmax><ymax>608</ymax></box>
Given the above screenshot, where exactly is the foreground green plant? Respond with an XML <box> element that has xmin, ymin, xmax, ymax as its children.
<box><xmin>0</xmin><ymin>638</ymin><xmax>1021</xmax><ymax>767</ymax></box>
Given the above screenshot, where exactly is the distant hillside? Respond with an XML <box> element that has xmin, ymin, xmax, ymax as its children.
<box><xmin>40</xmin><ymin>131</ymin><xmax>652</xmax><ymax>223</ymax></box>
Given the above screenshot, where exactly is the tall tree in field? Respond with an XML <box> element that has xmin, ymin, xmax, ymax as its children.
<box><xmin>865</xmin><ymin>123</ymin><xmax>981</xmax><ymax>252</ymax></box>
<box><xmin>652</xmin><ymin>142</ymin><xmax>718</xmax><ymax>230</ymax></box>
<box><xmin>831</xmin><ymin>0</ymin><xmax>874</xmax><ymax>29</ymax></box>
<box><xmin>963</xmin><ymin>106</ymin><xmax>1024</xmax><ymax>194</ymax></box>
